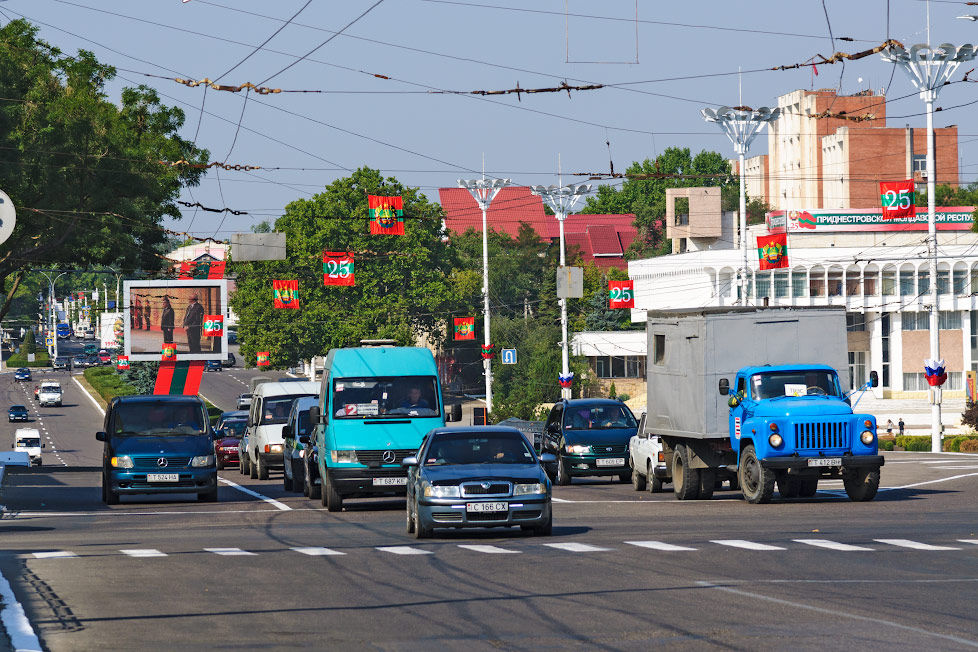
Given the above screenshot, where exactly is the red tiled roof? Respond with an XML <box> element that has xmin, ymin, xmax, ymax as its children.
<box><xmin>586</xmin><ymin>226</ymin><xmax>623</xmax><ymax>256</ymax></box>
<box><xmin>439</xmin><ymin>186</ymin><xmax>546</xmax><ymax>238</ymax></box>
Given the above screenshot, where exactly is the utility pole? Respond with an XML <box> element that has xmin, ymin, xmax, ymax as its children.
<box><xmin>457</xmin><ymin>170</ymin><xmax>510</xmax><ymax>414</ymax></box>
<box><xmin>531</xmin><ymin>177</ymin><xmax>592</xmax><ymax>400</ymax></box>
<box><xmin>701</xmin><ymin>105</ymin><xmax>780</xmax><ymax>305</ymax></box>
<box><xmin>882</xmin><ymin>41</ymin><xmax>976</xmax><ymax>452</ymax></box>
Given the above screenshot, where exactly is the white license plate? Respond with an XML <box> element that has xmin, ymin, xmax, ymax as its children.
<box><xmin>467</xmin><ymin>502</ymin><xmax>507</xmax><ymax>512</ymax></box>
<box><xmin>372</xmin><ymin>477</ymin><xmax>407</xmax><ymax>486</ymax></box>
<box><xmin>807</xmin><ymin>457</ymin><xmax>842</xmax><ymax>467</ymax></box>
<box><xmin>225</xmin><ymin>447</ymin><xmax>239</xmax><ymax>452</ymax></box>
<box><xmin>596</xmin><ymin>457</ymin><xmax>625</xmax><ymax>467</ymax></box>
<box><xmin>147</xmin><ymin>473</ymin><xmax>179</xmax><ymax>482</ymax></box>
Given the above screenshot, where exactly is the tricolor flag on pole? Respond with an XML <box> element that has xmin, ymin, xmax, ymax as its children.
<box><xmin>756</xmin><ymin>233</ymin><xmax>789</xmax><ymax>270</ymax></box>
<box><xmin>273</xmin><ymin>280</ymin><xmax>300</xmax><ymax>309</ymax></box>
<box><xmin>368</xmin><ymin>195</ymin><xmax>405</xmax><ymax>235</ymax></box>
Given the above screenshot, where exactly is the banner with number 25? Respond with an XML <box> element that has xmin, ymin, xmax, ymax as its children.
<box><xmin>609</xmin><ymin>280</ymin><xmax>635</xmax><ymax>309</ymax></box>
<box><xmin>323</xmin><ymin>251</ymin><xmax>355</xmax><ymax>286</ymax></box>
<box><xmin>880</xmin><ymin>180</ymin><xmax>916</xmax><ymax>219</ymax></box>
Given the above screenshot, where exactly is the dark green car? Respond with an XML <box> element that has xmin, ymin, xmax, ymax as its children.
<box><xmin>540</xmin><ymin>399</ymin><xmax>639</xmax><ymax>486</ymax></box>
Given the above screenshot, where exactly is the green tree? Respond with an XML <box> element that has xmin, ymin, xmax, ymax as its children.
<box><xmin>22</xmin><ymin>328</ymin><xmax>36</xmax><ymax>354</ymax></box>
<box><xmin>0</xmin><ymin>19</ymin><xmax>208</xmax><ymax>322</ymax></box>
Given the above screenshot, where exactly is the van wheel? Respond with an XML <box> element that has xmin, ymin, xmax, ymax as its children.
<box><xmin>103</xmin><ymin>475</ymin><xmax>119</xmax><ymax>505</ymax></box>
<box><xmin>292</xmin><ymin>460</ymin><xmax>305</xmax><ymax>493</ymax></box>
<box><xmin>307</xmin><ymin>467</ymin><xmax>321</xmax><ymax>500</ymax></box>
<box><xmin>250</xmin><ymin>451</ymin><xmax>258</xmax><ymax>479</ymax></box>
<box><xmin>257</xmin><ymin>454</ymin><xmax>269</xmax><ymax>480</ymax></box>
<box><xmin>216</xmin><ymin>458</ymin><xmax>224</xmax><ymax>471</ymax></box>
<box><xmin>283</xmin><ymin>465</ymin><xmax>294</xmax><ymax>491</ymax></box>
<box><xmin>198</xmin><ymin>487</ymin><xmax>218</xmax><ymax>502</ymax></box>
<box><xmin>672</xmin><ymin>444</ymin><xmax>701</xmax><ymax>501</ymax></box>
<box><xmin>739</xmin><ymin>444</ymin><xmax>776</xmax><ymax>504</ymax></box>
<box><xmin>556</xmin><ymin>454</ymin><xmax>572</xmax><ymax>486</ymax></box>
<box><xmin>239</xmin><ymin>453</ymin><xmax>250</xmax><ymax>476</ymax></box>
<box><xmin>323</xmin><ymin>474</ymin><xmax>342</xmax><ymax>512</ymax></box>
<box><xmin>631</xmin><ymin>465</ymin><xmax>646</xmax><ymax>491</ymax></box>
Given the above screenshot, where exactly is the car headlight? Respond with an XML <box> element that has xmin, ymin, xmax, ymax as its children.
<box><xmin>513</xmin><ymin>482</ymin><xmax>546</xmax><ymax>496</ymax></box>
<box><xmin>423</xmin><ymin>484</ymin><xmax>461</xmax><ymax>498</ymax></box>
<box><xmin>860</xmin><ymin>430</ymin><xmax>875</xmax><ymax>445</ymax></box>
<box><xmin>191</xmin><ymin>455</ymin><xmax>215</xmax><ymax>467</ymax></box>
<box><xmin>110</xmin><ymin>455</ymin><xmax>133</xmax><ymax>469</ymax></box>
<box><xmin>331</xmin><ymin>450</ymin><xmax>358</xmax><ymax>464</ymax></box>
<box><xmin>564</xmin><ymin>444</ymin><xmax>592</xmax><ymax>455</ymax></box>
<box><xmin>768</xmin><ymin>433</ymin><xmax>783</xmax><ymax>448</ymax></box>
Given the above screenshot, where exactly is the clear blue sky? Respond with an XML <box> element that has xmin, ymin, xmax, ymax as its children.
<box><xmin>3</xmin><ymin>0</ymin><xmax>977</xmax><ymax>237</ymax></box>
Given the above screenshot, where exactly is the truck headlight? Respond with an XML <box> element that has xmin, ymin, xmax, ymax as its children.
<box><xmin>423</xmin><ymin>484</ymin><xmax>460</xmax><ymax>498</ymax></box>
<box><xmin>191</xmin><ymin>455</ymin><xmax>215</xmax><ymax>467</ymax></box>
<box><xmin>768</xmin><ymin>433</ymin><xmax>783</xmax><ymax>448</ymax></box>
<box><xmin>860</xmin><ymin>430</ymin><xmax>875</xmax><ymax>445</ymax></box>
<box><xmin>564</xmin><ymin>444</ymin><xmax>591</xmax><ymax>455</ymax></box>
<box><xmin>331</xmin><ymin>450</ymin><xmax>358</xmax><ymax>464</ymax></box>
<box><xmin>513</xmin><ymin>482</ymin><xmax>546</xmax><ymax>496</ymax></box>
<box><xmin>110</xmin><ymin>455</ymin><xmax>133</xmax><ymax>469</ymax></box>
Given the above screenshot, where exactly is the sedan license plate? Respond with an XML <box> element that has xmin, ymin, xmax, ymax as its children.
<box><xmin>467</xmin><ymin>502</ymin><xmax>507</xmax><ymax>513</ymax></box>
<box><xmin>225</xmin><ymin>446</ymin><xmax>239</xmax><ymax>452</ymax></box>
<box><xmin>807</xmin><ymin>457</ymin><xmax>842</xmax><ymax>467</ymax></box>
<box><xmin>372</xmin><ymin>477</ymin><xmax>407</xmax><ymax>486</ymax></box>
<box><xmin>147</xmin><ymin>473</ymin><xmax>179</xmax><ymax>482</ymax></box>
<box><xmin>596</xmin><ymin>457</ymin><xmax>625</xmax><ymax>467</ymax></box>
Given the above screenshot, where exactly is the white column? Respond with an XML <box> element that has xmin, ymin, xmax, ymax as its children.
<box><xmin>926</xmin><ymin>96</ymin><xmax>942</xmax><ymax>452</ymax></box>
<box><xmin>481</xmin><ymin>201</ymin><xmax>492</xmax><ymax>413</ymax></box>
<box><xmin>739</xmin><ymin>151</ymin><xmax>748</xmax><ymax>306</ymax></box>
<box><xmin>558</xmin><ymin>211</ymin><xmax>570</xmax><ymax>400</ymax></box>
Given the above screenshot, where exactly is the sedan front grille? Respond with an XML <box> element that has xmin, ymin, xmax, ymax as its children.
<box><xmin>460</xmin><ymin>482</ymin><xmax>511</xmax><ymax>497</ymax></box>
<box><xmin>793</xmin><ymin>421</ymin><xmax>849</xmax><ymax>451</ymax></box>
<box><xmin>131</xmin><ymin>456</ymin><xmax>192</xmax><ymax>470</ymax></box>
<box><xmin>355</xmin><ymin>449</ymin><xmax>416</xmax><ymax>465</ymax></box>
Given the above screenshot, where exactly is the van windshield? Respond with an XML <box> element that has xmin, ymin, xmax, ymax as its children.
<box><xmin>563</xmin><ymin>405</ymin><xmax>637</xmax><ymax>430</ymax></box>
<box><xmin>17</xmin><ymin>438</ymin><xmax>40</xmax><ymax>447</ymax></box>
<box><xmin>751</xmin><ymin>371</ymin><xmax>841</xmax><ymax>400</ymax></box>
<box><xmin>112</xmin><ymin>402</ymin><xmax>207</xmax><ymax>435</ymax></box>
<box><xmin>261</xmin><ymin>395</ymin><xmax>315</xmax><ymax>425</ymax></box>
<box><xmin>333</xmin><ymin>376</ymin><xmax>439</xmax><ymax>418</ymax></box>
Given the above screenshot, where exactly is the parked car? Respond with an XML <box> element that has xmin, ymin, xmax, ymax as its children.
<box><xmin>221</xmin><ymin>352</ymin><xmax>236</xmax><ymax>368</ymax></box>
<box><xmin>13</xmin><ymin>428</ymin><xmax>44</xmax><ymax>466</ymax></box>
<box><xmin>282</xmin><ymin>396</ymin><xmax>317</xmax><ymax>492</ymax></box>
<box><xmin>8</xmin><ymin>405</ymin><xmax>29</xmax><ymax>422</ymax></box>
<box><xmin>52</xmin><ymin>357</ymin><xmax>71</xmax><ymax>372</ymax></box>
<box><xmin>404</xmin><ymin>426</ymin><xmax>554</xmax><ymax>538</ymax></box>
<box><xmin>98</xmin><ymin>350</ymin><xmax>111</xmax><ymax>365</ymax></box>
<box><xmin>96</xmin><ymin>395</ymin><xmax>218</xmax><ymax>505</ymax></box>
<box><xmin>540</xmin><ymin>398</ymin><xmax>639</xmax><ymax>486</ymax></box>
<box><xmin>14</xmin><ymin>368</ymin><xmax>31</xmax><ymax>382</ymax></box>
<box><xmin>236</xmin><ymin>393</ymin><xmax>253</xmax><ymax>410</ymax></box>
<box><xmin>628</xmin><ymin>410</ymin><xmax>669</xmax><ymax>493</ymax></box>
<box><xmin>204</xmin><ymin>360</ymin><xmax>223</xmax><ymax>372</ymax></box>
<box><xmin>215</xmin><ymin>420</ymin><xmax>245</xmax><ymax>470</ymax></box>
<box><xmin>216</xmin><ymin>410</ymin><xmax>248</xmax><ymax>432</ymax></box>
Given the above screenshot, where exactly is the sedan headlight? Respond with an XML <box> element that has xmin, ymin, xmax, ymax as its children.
<box><xmin>860</xmin><ymin>430</ymin><xmax>875</xmax><ymax>445</ymax></box>
<box><xmin>423</xmin><ymin>484</ymin><xmax>461</xmax><ymax>498</ymax></box>
<box><xmin>110</xmin><ymin>455</ymin><xmax>133</xmax><ymax>469</ymax></box>
<box><xmin>564</xmin><ymin>444</ymin><xmax>592</xmax><ymax>455</ymax></box>
<box><xmin>513</xmin><ymin>482</ymin><xmax>546</xmax><ymax>496</ymax></box>
<box><xmin>191</xmin><ymin>455</ymin><xmax>215</xmax><ymax>467</ymax></box>
<box><xmin>331</xmin><ymin>450</ymin><xmax>358</xmax><ymax>464</ymax></box>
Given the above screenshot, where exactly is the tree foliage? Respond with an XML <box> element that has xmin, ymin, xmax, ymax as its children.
<box><xmin>0</xmin><ymin>19</ymin><xmax>207</xmax><ymax>322</ymax></box>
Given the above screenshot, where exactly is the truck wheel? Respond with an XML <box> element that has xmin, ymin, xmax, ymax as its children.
<box><xmin>648</xmin><ymin>463</ymin><xmax>663</xmax><ymax>493</ymax></box>
<box><xmin>843</xmin><ymin>468</ymin><xmax>879</xmax><ymax>502</ymax></box>
<box><xmin>323</xmin><ymin>474</ymin><xmax>343</xmax><ymax>512</ymax></box>
<box><xmin>249</xmin><ymin>451</ymin><xmax>258</xmax><ymax>479</ymax></box>
<box><xmin>672</xmin><ymin>444</ymin><xmax>701</xmax><ymax>501</ymax></box>
<box><xmin>697</xmin><ymin>469</ymin><xmax>715</xmax><ymax>500</ymax></box>
<box><xmin>738</xmin><ymin>444</ymin><xmax>775</xmax><ymax>504</ymax></box>
<box><xmin>631</xmin><ymin>465</ymin><xmax>646</xmax><ymax>491</ymax></box>
<box><xmin>103</xmin><ymin>475</ymin><xmax>119</xmax><ymax>505</ymax></box>
<box><xmin>283</xmin><ymin>462</ymin><xmax>294</xmax><ymax>491</ymax></box>
<box><xmin>556</xmin><ymin>454</ymin><xmax>572</xmax><ymax>486</ymax></box>
<box><xmin>257</xmin><ymin>454</ymin><xmax>269</xmax><ymax>480</ymax></box>
<box><xmin>799</xmin><ymin>475</ymin><xmax>818</xmax><ymax>497</ymax></box>
<box><xmin>777</xmin><ymin>474</ymin><xmax>801</xmax><ymax>499</ymax></box>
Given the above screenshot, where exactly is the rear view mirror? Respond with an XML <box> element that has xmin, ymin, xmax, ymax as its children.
<box><xmin>870</xmin><ymin>371</ymin><xmax>879</xmax><ymax>388</ymax></box>
<box><xmin>718</xmin><ymin>378</ymin><xmax>729</xmax><ymax>396</ymax></box>
<box><xmin>401</xmin><ymin>456</ymin><xmax>418</xmax><ymax>467</ymax></box>
<box><xmin>95</xmin><ymin>431</ymin><xmax>106</xmax><ymax>442</ymax></box>
<box><xmin>309</xmin><ymin>405</ymin><xmax>322</xmax><ymax>425</ymax></box>
<box><xmin>539</xmin><ymin>452</ymin><xmax>556</xmax><ymax>464</ymax></box>
<box><xmin>282</xmin><ymin>425</ymin><xmax>290</xmax><ymax>438</ymax></box>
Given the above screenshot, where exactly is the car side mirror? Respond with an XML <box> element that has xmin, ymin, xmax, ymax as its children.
<box><xmin>95</xmin><ymin>431</ymin><xmax>106</xmax><ymax>442</ymax></box>
<box><xmin>42</xmin><ymin>443</ymin><xmax>46</xmax><ymax>448</ymax></box>
<box><xmin>282</xmin><ymin>425</ymin><xmax>290</xmax><ymax>438</ymax></box>
<box><xmin>447</xmin><ymin>403</ymin><xmax>462</xmax><ymax>423</ymax></box>
<box><xmin>309</xmin><ymin>405</ymin><xmax>322</xmax><ymax>425</ymax></box>
<box><xmin>870</xmin><ymin>370</ymin><xmax>879</xmax><ymax>388</ymax></box>
<box><xmin>401</xmin><ymin>456</ymin><xmax>418</xmax><ymax>467</ymax></box>
<box><xmin>539</xmin><ymin>452</ymin><xmax>556</xmax><ymax>464</ymax></box>
<box><xmin>718</xmin><ymin>378</ymin><xmax>729</xmax><ymax>395</ymax></box>
<box><xmin>298</xmin><ymin>434</ymin><xmax>310</xmax><ymax>445</ymax></box>
<box><xmin>727</xmin><ymin>396</ymin><xmax>740</xmax><ymax>408</ymax></box>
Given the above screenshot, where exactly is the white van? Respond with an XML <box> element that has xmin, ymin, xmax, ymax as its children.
<box><xmin>242</xmin><ymin>381</ymin><xmax>318</xmax><ymax>480</ymax></box>
<box><xmin>38</xmin><ymin>382</ymin><xmax>63</xmax><ymax>407</ymax></box>
<box><xmin>13</xmin><ymin>428</ymin><xmax>44</xmax><ymax>466</ymax></box>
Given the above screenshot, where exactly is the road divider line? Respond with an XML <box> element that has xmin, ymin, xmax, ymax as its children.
<box><xmin>542</xmin><ymin>542</ymin><xmax>611</xmax><ymax>552</ymax></box>
<box><xmin>204</xmin><ymin>548</ymin><xmax>256</xmax><ymax>556</ymax></box>
<box><xmin>30</xmin><ymin>551</ymin><xmax>77</xmax><ymax>559</ymax></box>
<box><xmin>958</xmin><ymin>540</ymin><xmax>978</xmax><ymax>545</ymax></box>
<box><xmin>120</xmin><ymin>549</ymin><xmax>167</xmax><ymax>558</ymax></box>
<box><xmin>376</xmin><ymin>546</ymin><xmax>431</xmax><ymax>555</ymax></box>
<box><xmin>291</xmin><ymin>547</ymin><xmax>345</xmax><ymax>556</ymax></box>
<box><xmin>875</xmin><ymin>539</ymin><xmax>960</xmax><ymax>551</ymax></box>
<box><xmin>72</xmin><ymin>376</ymin><xmax>105</xmax><ymax>416</ymax></box>
<box><xmin>0</xmin><ymin>567</ymin><xmax>42</xmax><ymax>652</ymax></box>
<box><xmin>793</xmin><ymin>539</ymin><xmax>873</xmax><ymax>551</ymax></box>
<box><xmin>457</xmin><ymin>545</ymin><xmax>520</xmax><ymax>554</ymax></box>
<box><xmin>711</xmin><ymin>540</ymin><xmax>786</xmax><ymax>551</ymax></box>
<box><xmin>625</xmin><ymin>540</ymin><xmax>698</xmax><ymax>551</ymax></box>
<box><xmin>882</xmin><ymin>472</ymin><xmax>978</xmax><ymax>491</ymax></box>
<box><xmin>218</xmin><ymin>477</ymin><xmax>291</xmax><ymax>511</ymax></box>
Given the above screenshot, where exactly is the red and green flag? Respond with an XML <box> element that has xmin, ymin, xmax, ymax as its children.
<box><xmin>257</xmin><ymin>351</ymin><xmax>271</xmax><ymax>367</ymax></box>
<box><xmin>116</xmin><ymin>355</ymin><xmax>129</xmax><ymax>371</ymax></box>
<box><xmin>454</xmin><ymin>317</ymin><xmax>475</xmax><ymax>341</ymax></box>
<box><xmin>757</xmin><ymin>233</ymin><xmax>789</xmax><ymax>270</ymax></box>
<box><xmin>608</xmin><ymin>280</ymin><xmax>635</xmax><ymax>309</ymax></box>
<box><xmin>368</xmin><ymin>195</ymin><xmax>405</xmax><ymax>235</ymax></box>
<box><xmin>203</xmin><ymin>314</ymin><xmax>223</xmax><ymax>336</ymax></box>
<box><xmin>273</xmin><ymin>279</ymin><xmax>300</xmax><ymax>309</ymax></box>
<box><xmin>323</xmin><ymin>251</ymin><xmax>355</xmax><ymax>286</ymax></box>
<box><xmin>792</xmin><ymin>210</ymin><xmax>816</xmax><ymax>229</ymax></box>
<box><xmin>880</xmin><ymin>179</ymin><xmax>916</xmax><ymax>219</ymax></box>
<box><xmin>154</xmin><ymin>361</ymin><xmax>205</xmax><ymax>395</ymax></box>
<box><xmin>161</xmin><ymin>343</ymin><xmax>177</xmax><ymax>361</ymax></box>
<box><xmin>481</xmin><ymin>343</ymin><xmax>496</xmax><ymax>359</ymax></box>
<box><xmin>179</xmin><ymin>260</ymin><xmax>226</xmax><ymax>279</ymax></box>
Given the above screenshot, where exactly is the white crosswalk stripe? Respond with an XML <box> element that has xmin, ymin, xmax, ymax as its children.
<box><xmin>958</xmin><ymin>539</ymin><xmax>978</xmax><ymax>545</ymax></box>
<box><xmin>204</xmin><ymin>547</ymin><xmax>257</xmax><ymax>556</ymax></box>
<box><xmin>457</xmin><ymin>545</ymin><xmax>520</xmax><ymax>554</ymax></box>
<box><xmin>793</xmin><ymin>539</ymin><xmax>873</xmax><ymax>551</ymax></box>
<box><xmin>376</xmin><ymin>546</ymin><xmax>431</xmax><ymax>555</ymax></box>
<box><xmin>625</xmin><ymin>540</ymin><xmax>698</xmax><ymax>551</ymax></box>
<box><xmin>711</xmin><ymin>540</ymin><xmax>786</xmax><ymax>551</ymax></box>
<box><xmin>120</xmin><ymin>549</ymin><xmax>167</xmax><ymax>558</ymax></box>
<box><xmin>875</xmin><ymin>539</ymin><xmax>961</xmax><ymax>551</ymax></box>
<box><xmin>542</xmin><ymin>542</ymin><xmax>612</xmax><ymax>552</ymax></box>
<box><xmin>31</xmin><ymin>551</ymin><xmax>76</xmax><ymax>559</ymax></box>
<box><xmin>290</xmin><ymin>547</ymin><xmax>345</xmax><ymax>556</ymax></box>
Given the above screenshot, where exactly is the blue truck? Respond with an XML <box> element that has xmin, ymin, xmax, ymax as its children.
<box><xmin>644</xmin><ymin>307</ymin><xmax>883</xmax><ymax>503</ymax></box>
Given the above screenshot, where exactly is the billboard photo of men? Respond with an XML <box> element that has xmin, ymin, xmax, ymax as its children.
<box><xmin>183</xmin><ymin>293</ymin><xmax>205</xmax><ymax>353</ymax></box>
<box><xmin>123</xmin><ymin>280</ymin><xmax>227</xmax><ymax>361</ymax></box>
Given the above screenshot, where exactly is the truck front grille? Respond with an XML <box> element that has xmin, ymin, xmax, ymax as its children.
<box><xmin>793</xmin><ymin>422</ymin><xmax>849</xmax><ymax>450</ymax></box>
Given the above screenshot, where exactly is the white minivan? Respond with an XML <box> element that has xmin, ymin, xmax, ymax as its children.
<box><xmin>242</xmin><ymin>381</ymin><xmax>318</xmax><ymax>480</ymax></box>
<box><xmin>13</xmin><ymin>428</ymin><xmax>44</xmax><ymax>466</ymax></box>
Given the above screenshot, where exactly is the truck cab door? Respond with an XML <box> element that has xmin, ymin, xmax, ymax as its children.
<box><xmin>729</xmin><ymin>376</ymin><xmax>749</xmax><ymax>447</ymax></box>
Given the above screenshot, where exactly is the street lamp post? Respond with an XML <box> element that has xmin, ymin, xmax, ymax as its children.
<box><xmin>37</xmin><ymin>270</ymin><xmax>69</xmax><ymax>360</ymax></box>
<box><xmin>882</xmin><ymin>42</ymin><xmax>977</xmax><ymax>453</ymax></box>
<box><xmin>530</xmin><ymin>182</ymin><xmax>592</xmax><ymax>400</ymax></box>
<box><xmin>701</xmin><ymin>106</ymin><xmax>780</xmax><ymax>305</ymax></box>
<box><xmin>457</xmin><ymin>176</ymin><xmax>510</xmax><ymax>414</ymax></box>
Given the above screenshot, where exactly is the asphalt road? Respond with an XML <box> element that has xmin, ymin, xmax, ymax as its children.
<box><xmin>2</xmin><ymin>366</ymin><xmax>978</xmax><ymax>650</ymax></box>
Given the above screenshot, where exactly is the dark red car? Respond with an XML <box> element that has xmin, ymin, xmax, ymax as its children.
<box><xmin>98</xmin><ymin>350</ymin><xmax>112</xmax><ymax>365</ymax></box>
<box><xmin>215</xmin><ymin>420</ymin><xmax>246</xmax><ymax>470</ymax></box>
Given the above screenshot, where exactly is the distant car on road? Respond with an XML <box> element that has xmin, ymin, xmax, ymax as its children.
<box><xmin>221</xmin><ymin>352</ymin><xmax>236</xmax><ymax>368</ymax></box>
<box><xmin>72</xmin><ymin>354</ymin><xmax>90</xmax><ymax>369</ymax></box>
<box><xmin>98</xmin><ymin>350</ymin><xmax>111</xmax><ymax>365</ymax></box>
<box><xmin>216</xmin><ymin>410</ymin><xmax>248</xmax><ymax>432</ymax></box>
<box><xmin>83</xmin><ymin>343</ymin><xmax>99</xmax><ymax>356</ymax></box>
<box><xmin>38</xmin><ymin>382</ymin><xmax>63</xmax><ymax>408</ymax></box>
<box><xmin>628</xmin><ymin>411</ymin><xmax>668</xmax><ymax>493</ymax></box>
<box><xmin>85</xmin><ymin>355</ymin><xmax>101</xmax><ymax>368</ymax></box>
<box><xmin>404</xmin><ymin>426</ymin><xmax>554</xmax><ymax>538</ymax></box>
<box><xmin>236</xmin><ymin>393</ymin><xmax>253</xmax><ymax>410</ymax></box>
<box><xmin>14</xmin><ymin>368</ymin><xmax>31</xmax><ymax>382</ymax></box>
<box><xmin>52</xmin><ymin>357</ymin><xmax>71</xmax><ymax>372</ymax></box>
<box><xmin>227</xmin><ymin>329</ymin><xmax>238</xmax><ymax>344</ymax></box>
<box><xmin>540</xmin><ymin>398</ymin><xmax>639</xmax><ymax>486</ymax></box>
<box><xmin>8</xmin><ymin>405</ymin><xmax>29</xmax><ymax>422</ymax></box>
<box><xmin>204</xmin><ymin>360</ymin><xmax>223</xmax><ymax>372</ymax></box>
<box><xmin>282</xmin><ymin>396</ymin><xmax>317</xmax><ymax>493</ymax></box>
<box><xmin>215</xmin><ymin>420</ymin><xmax>245</xmax><ymax>470</ymax></box>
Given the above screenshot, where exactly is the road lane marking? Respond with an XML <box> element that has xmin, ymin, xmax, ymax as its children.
<box><xmin>875</xmin><ymin>539</ymin><xmax>960</xmax><ymax>551</ymax></box>
<box><xmin>218</xmin><ymin>477</ymin><xmax>291</xmax><ymax>511</ymax></box>
<box><xmin>625</xmin><ymin>540</ymin><xmax>698</xmax><ymax>551</ymax></box>
<box><xmin>881</xmin><ymin>472</ymin><xmax>978</xmax><ymax>491</ymax></box>
<box><xmin>0</xmin><ymin>567</ymin><xmax>42</xmax><ymax>652</ymax></box>
<box><xmin>291</xmin><ymin>547</ymin><xmax>345</xmax><ymax>556</ymax></box>
<box><xmin>457</xmin><ymin>545</ymin><xmax>520</xmax><ymax>554</ymax></box>
<box><xmin>72</xmin><ymin>376</ymin><xmax>105</xmax><ymax>416</ymax></box>
<box><xmin>30</xmin><ymin>551</ymin><xmax>77</xmax><ymax>559</ymax></box>
<box><xmin>376</xmin><ymin>546</ymin><xmax>431</xmax><ymax>555</ymax></box>
<box><xmin>958</xmin><ymin>540</ymin><xmax>978</xmax><ymax>545</ymax></box>
<box><xmin>120</xmin><ymin>549</ymin><xmax>167</xmax><ymax>558</ymax></box>
<box><xmin>204</xmin><ymin>548</ymin><xmax>256</xmax><ymax>556</ymax></box>
<box><xmin>542</xmin><ymin>543</ymin><xmax>611</xmax><ymax>552</ymax></box>
<box><xmin>711</xmin><ymin>540</ymin><xmax>786</xmax><ymax>551</ymax></box>
<box><xmin>793</xmin><ymin>539</ymin><xmax>873</xmax><ymax>551</ymax></box>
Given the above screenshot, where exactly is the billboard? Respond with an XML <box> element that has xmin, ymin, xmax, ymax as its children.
<box><xmin>766</xmin><ymin>207</ymin><xmax>975</xmax><ymax>234</ymax></box>
<box><xmin>123</xmin><ymin>279</ymin><xmax>228</xmax><ymax>361</ymax></box>
<box><xmin>99</xmin><ymin>311</ymin><xmax>124</xmax><ymax>349</ymax></box>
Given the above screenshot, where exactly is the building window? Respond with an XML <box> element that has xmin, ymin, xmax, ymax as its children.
<box><xmin>881</xmin><ymin>313</ymin><xmax>891</xmax><ymax>387</ymax></box>
<box><xmin>792</xmin><ymin>269</ymin><xmax>807</xmax><ymax>298</ymax></box>
<box><xmin>954</xmin><ymin>266</ymin><xmax>968</xmax><ymax>295</ymax></box>
<box><xmin>845</xmin><ymin>269</ymin><xmax>860</xmax><ymax>296</ymax></box>
<box><xmin>941</xmin><ymin>311</ymin><xmax>962</xmax><ymax>330</ymax></box>
<box><xmin>653</xmin><ymin>335</ymin><xmax>665</xmax><ymax>366</ymax></box>
<box><xmin>719</xmin><ymin>272</ymin><xmax>733</xmax><ymax>298</ymax></box>
<box><xmin>937</xmin><ymin>269</ymin><xmax>950</xmax><ymax>295</ymax></box>
<box><xmin>849</xmin><ymin>351</ymin><xmax>867</xmax><ymax>391</ymax></box>
<box><xmin>899</xmin><ymin>268</ymin><xmax>915</xmax><ymax>296</ymax></box>
<box><xmin>918</xmin><ymin>269</ymin><xmax>930</xmax><ymax>296</ymax></box>
<box><xmin>863</xmin><ymin>269</ymin><xmax>878</xmax><ymax>296</ymax></box>
<box><xmin>902</xmin><ymin>311</ymin><xmax>962</xmax><ymax>330</ymax></box>
<box><xmin>810</xmin><ymin>268</ymin><xmax>825</xmax><ymax>297</ymax></box>
<box><xmin>846</xmin><ymin>313</ymin><xmax>866</xmax><ymax>332</ymax></box>
<box><xmin>594</xmin><ymin>355</ymin><xmax>647</xmax><ymax>378</ymax></box>
<box><xmin>756</xmin><ymin>272</ymin><xmax>770</xmax><ymax>298</ymax></box>
<box><xmin>828</xmin><ymin>268</ymin><xmax>843</xmax><ymax>297</ymax></box>
<box><xmin>912</xmin><ymin>154</ymin><xmax>926</xmax><ymax>175</ymax></box>
<box><xmin>774</xmin><ymin>271</ymin><xmax>789</xmax><ymax>298</ymax></box>
<box><xmin>882</xmin><ymin>266</ymin><xmax>896</xmax><ymax>296</ymax></box>
<box><xmin>972</xmin><ymin>311</ymin><xmax>978</xmax><ymax>362</ymax></box>
<box><xmin>903</xmin><ymin>372</ymin><xmax>963</xmax><ymax>391</ymax></box>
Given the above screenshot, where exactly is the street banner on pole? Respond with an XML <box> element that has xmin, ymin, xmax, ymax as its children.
<box><xmin>608</xmin><ymin>280</ymin><xmax>635</xmax><ymax>309</ymax></box>
<box><xmin>880</xmin><ymin>180</ymin><xmax>916</xmax><ymax>219</ymax></box>
<box><xmin>323</xmin><ymin>252</ymin><xmax>355</xmax><ymax>286</ymax></box>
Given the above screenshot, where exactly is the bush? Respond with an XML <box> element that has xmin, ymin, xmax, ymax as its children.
<box><xmin>894</xmin><ymin>435</ymin><xmax>932</xmax><ymax>452</ymax></box>
<box><xmin>962</xmin><ymin>439</ymin><xmax>978</xmax><ymax>453</ymax></box>
<box><xmin>7</xmin><ymin>350</ymin><xmax>50</xmax><ymax>367</ymax></box>
<box><xmin>943</xmin><ymin>435</ymin><xmax>978</xmax><ymax>452</ymax></box>
<box><xmin>84</xmin><ymin>366</ymin><xmax>137</xmax><ymax>402</ymax></box>
<box><xmin>23</xmin><ymin>329</ymin><xmax>36</xmax><ymax>354</ymax></box>
<box><xmin>877</xmin><ymin>436</ymin><xmax>895</xmax><ymax>451</ymax></box>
